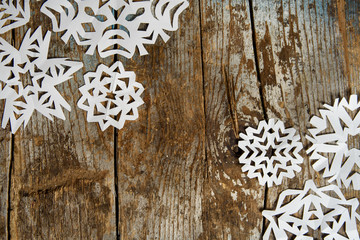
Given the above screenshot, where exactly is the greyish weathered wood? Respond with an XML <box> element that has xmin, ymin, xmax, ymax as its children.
<box><xmin>115</xmin><ymin>1</ymin><xmax>206</xmax><ymax>239</ymax></box>
<box><xmin>253</xmin><ymin>0</ymin><xmax>360</xmax><ymax>238</ymax></box>
<box><xmin>9</xmin><ymin>1</ymin><xmax>116</xmax><ymax>239</ymax></box>
<box><xmin>200</xmin><ymin>0</ymin><xmax>266</xmax><ymax>239</ymax></box>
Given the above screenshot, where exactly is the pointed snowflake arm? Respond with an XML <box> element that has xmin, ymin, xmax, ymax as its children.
<box><xmin>40</xmin><ymin>0</ymin><xmax>77</xmax><ymax>34</ymax></box>
<box><xmin>0</xmin><ymin>0</ymin><xmax>30</xmax><ymax>34</ymax></box>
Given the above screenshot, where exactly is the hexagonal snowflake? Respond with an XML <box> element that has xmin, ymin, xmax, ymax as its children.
<box><xmin>77</xmin><ymin>61</ymin><xmax>144</xmax><ymax>131</ymax></box>
<box><xmin>41</xmin><ymin>0</ymin><xmax>189</xmax><ymax>58</ymax></box>
<box><xmin>0</xmin><ymin>27</ymin><xmax>83</xmax><ymax>133</ymax></box>
<box><xmin>238</xmin><ymin>119</ymin><xmax>303</xmax><ymax>187</ymax></box>
<box><xmin>0</xmin><ymin>0</ymin><xmax>30</xmax><ymax>34</ymax></box>
<box><xmin>263</xmin><ymin>180</ymin><xmax>360</xmax><ymax>239</ymax></box>
<box><xmin>307</xmin><ymin>95</ymin><xmax>360</xmax><ymax>190</ymax></box>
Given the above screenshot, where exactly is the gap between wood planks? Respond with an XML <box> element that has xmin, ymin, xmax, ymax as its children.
<box><xmin>197</xmin><ymin>0</ymin><xmax>210</xmax><ymax>237</ymax></box>
<box><xmin>113</xmin><ymin>9</ymin><xmax>120</xmax><ymax>240</ymax></box>
<box><xmin>6</xmin><ymin>27</ymin><xmax>16</xmax><ymax>240</ymax></box>
<box><xmin>248</xmin><ymin>0</ymin><xmax>269</xmax><ymax>237</ymax></box>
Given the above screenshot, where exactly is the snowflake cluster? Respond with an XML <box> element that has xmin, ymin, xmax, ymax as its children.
<box><xmin>238</xmin><ymin>119</ymin><xmax>303</xmax><ymax>187</ymax></box>
<box><xmin>0</xmin><ymin>0</ymin><xmax>30</xmax><ymax>34</ymax></box>
<box><xmin>0</xmin><ymin>27</ymin><xmax>83</xmax><ymax>133</ymax></box>
<box><xmin>41</xmin><ymin>0</ymin><xmax>189</xmax><ymax>58</ymax></box>
<box><xmin>307</xmin><ymin>95</ymin><xmax>360</xmax><ymax>190</ymax></box>
<box><xmin>77</xmin><ymin>61</ymin><xmax>144</xmax><ymax>131</ymax></box>
<box><xmin>263</xmin><ymin>180</ymin><xmax>360</xmax><ymax>240</ymax></box>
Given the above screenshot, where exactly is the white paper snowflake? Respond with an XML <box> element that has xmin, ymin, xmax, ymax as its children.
<box><xmin>0</xmin><ymin>27</ymin><xmax>83</xmax><ymax>133</ymax></box>
<box><xmin>41</xmin><ymin>0</ymin><xmax>189</xmax><ymax>58</ymax></box>
<box><xmin>262</xmin><ymin>180</ymin><xmax>360</xmax><ymax>240</ymax></box>
<box><xmin>238</xmin><ymin>119</ymin><xmax>303</xmax><ymax>187</ymax></box>
<box><xmin>0</xmin><ymin>0</ymin><xmax>30</xmax><ymax>34</ymax></box>
<box><xmin>77</xmin><ymin>61</ymin><xmax>144</xmax><ymax>131</ymax></box>
<box><xmin>307</xmin><ymin>95</ymin><xmax>360</xmax><ymax>190</ymax></box>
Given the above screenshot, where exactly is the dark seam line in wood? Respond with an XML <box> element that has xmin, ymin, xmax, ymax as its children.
<box><xmin>222</xmin><ymin>66</ymin><xmax>240</xmax><ymax>139</ymax></box>
<box><xmin>7</xmin><ymin>27</ymin><xmax>16</xmax><ymax>240</ymax></box>
<box><xmin>197</xmin><ymin>0</ymin><xmax>208</xmax><ymax>176</ymax></box>
<box><xmin>248</xmin><ymin>0</ymin><xmax>269</xmax><ymax>237</ymax></box>
<box><xmin>114</xmin><ymin>128</ymin><xmax>120</xmax><ymax>240</ymax></box>
<box><xmin>7</xmin><ymin>133</ymin><xmax>14</xmax><ymax>240</ymax></box>
<box><xmin>197</xmin><ymin>0</ymin><xmax>209</xmax><ymax>236</ymax></box>
<box><xmin>113</xmin><ymin>11</ymin><xmax>120</xmax><ymax>240</ymax></box>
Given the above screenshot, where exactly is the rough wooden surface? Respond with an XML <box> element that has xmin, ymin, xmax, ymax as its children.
<box><xmin>253</xmin><ymin>0</ymin><xmax>360</xmax><ymax>238</ymax></box>
<box><xmin>116</xmin><ymin>1</ymin><xmax>205</xmax><ymax>239</ymax></box>
<box><xmin>0</xmin><ymin>31</ymin><xmax>13</xmax><ymax>240</ymax></box>
<box><xmin>0</xmin><ymin>0</ymin><xmax>359</xmax><ymax>239</ymax></box>
<box><xmin>200</xmin><ymin>0</ymin><xmax>265</xmax><ymax>239</ymax></box>
<box><xmin>9</xmin><ymin>1</ymin><xmax>116</xmax><ymax>239</ymax></box>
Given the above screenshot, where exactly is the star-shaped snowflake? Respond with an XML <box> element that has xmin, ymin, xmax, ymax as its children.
<box><xmin>307</xmin><ymin>95</ymin><xmax>360</xmax><ymax>190</ymax></box>
<box><xmin>0</xmin><ymin>27</ymin><xmax>83</xmax><ymax>133</ymax></box>
<box><xmin>238</xmin><ymin>119</ymin><xmax>304</xmax><ymax>187</ymax></box>
<box><xmin>41</xmin><ymin>0</ymin><xmax>189</xmax><ymax>58</ymax></box>
<box><xmin>0</xmin><ymin>0</ymin><xmax>30</xmax><ymax>34</ymax></box>
<box><xmin>77</xmin><ymin>61</ymin><xmax>144</xmax><ymax>131</ymax></box>
<box><xmin>263</xmin><ymin>180</ymin><xmax>360</xmax><ymax>239</ymax></box>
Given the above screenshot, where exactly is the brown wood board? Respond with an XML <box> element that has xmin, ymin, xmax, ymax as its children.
<box><xmin>0</xmin><ymin>0</ymin><xmax>358</xmax><ymax>239</ymax></box>
<box><xmin>9</xmin><ymin>1</ymin><xmax>116</xmax><ymax>239</ymax></box>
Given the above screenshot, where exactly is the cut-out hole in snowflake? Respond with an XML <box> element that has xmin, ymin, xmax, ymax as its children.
<box><xmin>0</xmin><ymin>0</ymin><xmax>30</xmax><ymax>34</ymax></box>
<box><xmin>238</xmin><ymin>119</ymin><xmax>303</xmax><ymax>187</ymax></box>
<box><xmin>307</xmin><ymin>95</ymin><xmax>360</xmax><ymax>190</ymax></box>
<box><xmin>262</xmin><ymin>180</ymin><xmax>360</xmax><ymax>240</ymax></box>
<box><xmin>77</xmin><ymin>61</ymin><xmax>144</xmax><ymax>131</ymax></box>
<box><xmin>40</xmin><ymin>0</ymin><xmax>189</xmax><ymax>58</ymax></box>
<box><xmin>0</xmin><ymin>27</ymin><xmax>83</xmax><ymax>133</ymax></box>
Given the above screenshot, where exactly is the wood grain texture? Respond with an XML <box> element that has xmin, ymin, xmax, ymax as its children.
<box><xmin>253</xmin><ymin>0</ymin><xmax>360</xmax><ymax>238</ymax></box>
<box><xmin>0</xmin><ymin>32</ymin><xmax>13</xmax><ymax>240</ymax></box>
<box><xmin>0</xmin><ymin>127</ymin><xmax>10</xmax><ymax>240</ymax></box>
<box><xmin>9</xmin><ymin>1</ymin><xmax>116</xmax><ymax>239</ymax></box>
<box><xmin>200</xmin><ymin>0</ymin><xmax>266</xmax><ymax>239</ymax></box>
<box><xmin>116</xmin><ymin>1</ymin><xmax>206</xmax><ymax>239</ymax></box>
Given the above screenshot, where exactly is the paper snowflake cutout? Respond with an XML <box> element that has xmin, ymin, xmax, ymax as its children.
<box><xmin>238</xmin><ymin>119</ymin><xmax>304</xmax><ymax>187</ymax></box>
<box><xmin>0</xmin><ymin>0</ymin><xmax>30</xmax><ymax>34</ymax></box>
<box><xmin>262</xmin><ymin>180</ymin><xmax>360</xmax><ymax>239</ymax></box>
<box><xmin>77</xmin><ymin>61</ymin><xmax>144</xmax><ymax>131</ymax></box>
<box><xmin>41</xmin><ymin>0</ymin><xmax>189</xmax><ymax>58</ymax></box>
<box><xmin>307</xmin><ymin>95</ymin><xmax>360</xmax><ymax>190</ymax></box>
<box><xmin>0</xmin><ymin>27</ymin><xmax>83</xmax><ymax>133</ymax></box>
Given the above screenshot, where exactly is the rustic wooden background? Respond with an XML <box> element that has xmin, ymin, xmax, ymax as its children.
<box><xmin>0</xmin><ymin>0</ymin><xmax>360</xmax><ymax>239</ymax></box>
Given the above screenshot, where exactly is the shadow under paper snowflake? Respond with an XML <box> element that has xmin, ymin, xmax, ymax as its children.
<box><xmin>77</xmin><ymin>61</ymin><xmax>144</xmax><ymax>131</ymax></box>
<box><xmin>238</xmin><ymin>119</ymin><xmax>303</xmax><ymax>187</ymax></box>
<box><xmin>307</xmin><ymin>95</ymin><xmax>360</xmax><ymax>190</ymax></box>
<box><xmin>262</xmin><ymin>180</ymin><xmax>360</xmax><ymax>240</ymax></box>
<box><xmin>41</xmin><ymin>0</ymin><xmax>189</xmax><ymax>58</ymax></box>
<box><xmin>0</xmin><ymin>27</ymin><xmax>83</xmax><ymax>133</ymax></box>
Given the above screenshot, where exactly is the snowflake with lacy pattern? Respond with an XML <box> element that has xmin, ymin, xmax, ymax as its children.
<box><xmin>41</xmin><ymin>0</ymin><xmax>189</xmax><ymax>58</ymax></box>
<box><xmin>307</xmin><ymin>95</ymin><xmax>360</xmax><ymax>190</ymax></box>
<box><xmin>77</xmin><ymin>61</ymin><xmax>144</xmax><ymax>131</ymax></box>
<box><xmin>0</xmin><ymin>27</ymin><xmax>83</xmax><ymax>133</ymax></box>
<box><xmin>263</xmin><ymin>180</ymin><xmax>360</xmax><ymax>240</ymax></box>
<box><xmin>238</xmin><ymin>119</ymin><xmax>303</xmax><ymax>187</ymax></box>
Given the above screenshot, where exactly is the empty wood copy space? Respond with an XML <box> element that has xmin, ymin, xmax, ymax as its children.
<box><xmin>0</xmin><ymin>0</ymin><xmax>360</xmax><ymax>239</ymax></box>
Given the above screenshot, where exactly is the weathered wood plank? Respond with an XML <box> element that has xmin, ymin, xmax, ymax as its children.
<box><xmin>0</xmin><ymin>127</ymin><xmax>11</xmax><ymax>240</ymax></box>
<box><xmin>253</xmin><ymin>0</ymin><xmax>360</xmax><ymax>238</ymax></box>
<box><xmin>9</xmin><ymin>1</ymin><xmax>116</xmax><ymax>239</ymax></box>
<box><xmin>200</xmin><ymin>0</ymin><xmax>266</xmax><ymax>239</ymax></box>
<box><xmin>116</xmin><ymin>1</ymin><xmax>205</xmax><ymax>239</ymax></box>
<box><xmin>0</xmin><ymin>131</ymin><xmax>10</xmax><ymax>240</ymax></box>
<box><xmin>0</xmin><ymin>31</ymin><xmax>14</xmax><ymax>240</ymax></box>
